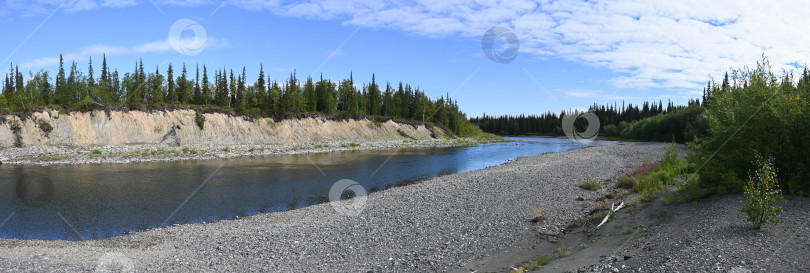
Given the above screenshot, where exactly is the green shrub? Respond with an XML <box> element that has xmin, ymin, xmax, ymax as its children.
<box><xmin>741</xmin><ymin>154</ymin><xmax>785</xmax><ymax>230</ymax></box>
<box><xmin>195</xmin><ymin>111</ymin><xmax>206</xmax><ymax>130</ymax></box>
<box><xmin>578</xmin><ymin>181</ymin><xmax>601</xmax><ymax>191</ymax></box>
<box><xmin>91</xmin><ymin>149</ymin><xmax>102</xmax><ymax>155</ymax></box>
<box><xmin>692</xmin><ymin>56</ymin><xmax>810</xmax><ymax>194</ymax></box>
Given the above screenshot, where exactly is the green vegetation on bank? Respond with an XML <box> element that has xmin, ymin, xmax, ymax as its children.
<box><xmin>0</xmin><ymin>55</ymin><xmax>485</xmax><ymax>138</ymax></box>
<box><xmin>471</xmin><ymin>99</ymin><xmax>690</xmax><ymax>137</ymax></box>
<box><xmin>691</xmin><ymin>57</ymin><xmax>810</xmax><ymax>195</ymax></box>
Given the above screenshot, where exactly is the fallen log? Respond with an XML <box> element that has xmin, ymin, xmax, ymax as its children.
<box><xmin>596</xmin><ymin>201</ymin><xmax>625</xmax><ymax>229</ymax></box>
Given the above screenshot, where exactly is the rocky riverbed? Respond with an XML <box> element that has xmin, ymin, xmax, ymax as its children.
<box><xmin>0</xmin><ymin>138</ymin><xmax>480</xmax><ymax>165</ymax></box>
<box><xmin>0</xmin><ymin>142</ymin><xmax>670</xmax><ymax>272</ymax></box>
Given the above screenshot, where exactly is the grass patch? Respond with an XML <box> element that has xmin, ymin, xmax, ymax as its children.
<box><xmin>511</xmin><ymin>255</ymin><xmax>550</xmax><ymax>273</ymax></box>
<box><xmin>180</xmin><ymin>147</ymin><xmax>205</xmax><ymax>154</ymax></box>
<box><xmin>578</xmin><ymin>180</ymin><xmax>601</xmax><ymax>191</ymax></box>
<box><xmin>266</xmin><ymin>119</ymin><xmax>275</xmax><ymax>126</ymax></box>
<box><xmin>218</xmin><ymin>147</ymin><xmax>231</xmax><ymax>152</ymax></box>
<box><xmin>616</xmin><ymin>141</ymin><xmax>692</xmax><ymax>202</ymax></box>
<box><xmin>557</xmin><ymin>247</ymin><xmax>571</xmax><ymax>257</ymax></box>
<box><xmin>153</xmin><ymin>126</ymin><xmax>163</xmax><ymax>134</ymax></box>
<box><xmin>662</xmin><ymin>173</ymin><xmax>712</xmax><ymax>204</ymax></box>
<box><xmin>91</xmin><ymin>149</ymin><xmax>102</xmax><ymax>155</ymax></box>
<box><xmin>340</xmin><ymin>142</ymin><xmax>360</xmax><ymax>148</ymax></box>
<box><xmin>617</xmin><ymin>176</ymin><xmax>635</xmax><ymax>189</ymax></box>
<box><xmin>530</xmin><ymin>207</ymin><xmax>544</xmax><ymax>223</ymax></box>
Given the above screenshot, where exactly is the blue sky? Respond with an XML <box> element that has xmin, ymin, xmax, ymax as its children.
<box><xmin>2</xmin><ymin>0</ymin><xmax>809</xmax><ymax>117</ymax></box>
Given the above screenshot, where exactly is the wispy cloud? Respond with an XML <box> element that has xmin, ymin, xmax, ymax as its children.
<box><xmin>562</xmin><ymin>89</ymin><xmax>638</xmax><ymax>101</ymax></box>
<box><xmin>7</xmin><ymin>0</ymin><xmax>810</xmax><ymax>90</ymax></box>
<box><xmin>3</xmin><ymin>0</ymin><xmax>139</xmax><ymax>15</ymax></box>
<box><xmin>225</xmin><ymin>0</ymin><xmax>810</xmax><ymax>89</ymax></box>
<box><xmin>20</xmin><ymin>37</ymin><xmax>228</xmax><ymax>69</ymax></box>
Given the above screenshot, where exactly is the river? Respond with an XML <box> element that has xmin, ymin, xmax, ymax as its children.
<box><xmin>0</xmin><ymin>136</ymin><xmax>614</xmax><ymax>240</ymax></box>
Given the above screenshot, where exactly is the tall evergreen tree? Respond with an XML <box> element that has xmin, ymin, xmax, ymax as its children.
<box><xmin>201</xmin><ymin>65</ymin><xmax>211</xmax><ymax>105</ymax></box>
<box><xmin>255</xmin><ymin>64</ymin><xmax>267</xmax><ymax>110</ymax></box>
<box><xmin>87</xmin><ymin>56</ymin><xmax>95</xmax><ymax>88</ymax></box>
<box><xmin>236</xmin><ymin>67</ymin><xmax>245</xmax><ymax>111</ymax></box>
<box><xmin>167</xmin><ymin>63</ymin><xmax>176</xmax><ymax>103</ymax></box>
<box><xmin>194</xmin><ymin>64</ymin><xmax>201</xmax><ymax>104</ymax></box>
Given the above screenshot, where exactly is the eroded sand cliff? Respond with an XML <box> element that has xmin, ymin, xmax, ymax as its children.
<box><xmin>0</xmin><ymin>109</ymin><xmax>448</xmax><ymax>148</ymax></box>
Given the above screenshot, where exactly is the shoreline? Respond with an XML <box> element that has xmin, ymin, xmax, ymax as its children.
<box><xmin>0</xmin><ymin>141</ymin><xmax>669</xmax><ymax>272</ymax></box>
<box><xmin>0</xmin><ymin>137</ymin><xmax>495</xmax><ymax>166</ymax></box>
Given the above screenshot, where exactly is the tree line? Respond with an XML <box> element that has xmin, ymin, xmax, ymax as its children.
<box><xmin>0</xmin><ymin>54</ymin><xmax>483</xmax><ymax>136</ymax></box>
<box><xmin>470</xmin><ymin>99</ymin><xmax>692</xmax><ymax>136</ymax></box>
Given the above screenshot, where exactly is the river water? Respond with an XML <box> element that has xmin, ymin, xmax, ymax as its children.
<box><xmin>0</xmin><ymin>136</ymin><xmax>613</xmax><ymax>240</ymax></box>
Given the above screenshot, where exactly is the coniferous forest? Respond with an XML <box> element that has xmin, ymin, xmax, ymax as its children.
<box><xmin>470</xmin><ymin>99</ymin><xmax>697</xmax><ymax>136</ymax></box>
<box><xmin>0</xmin><ymin>54</ymin><xmax>484</xmax><ymax>137</ymax></box>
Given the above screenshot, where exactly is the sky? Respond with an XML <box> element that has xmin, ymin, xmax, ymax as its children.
<box><xmin>2</xmin><ymin>0</ymin><xmax>810</xmax><ymax>117</ymax></box>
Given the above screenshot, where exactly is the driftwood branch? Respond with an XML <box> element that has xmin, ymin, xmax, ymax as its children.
<box><xmin>596</xmin><ymin>201</ymin><xmax>625</xmax><ymax>229</ymax></box>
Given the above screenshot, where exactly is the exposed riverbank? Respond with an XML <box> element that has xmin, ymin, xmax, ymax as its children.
<box><xmin>0</xmin><ymin>138</ymin><xmax>482</xmax><ymax>165</ymax></box>
<box><xmin>0</xmin><ymin>109</ymin><xmax>493</xmax><ymax>165</ymax></box>
<box><xmin>0</xmin><ymin>142</ymin><xmax>669</xmax><ymax>272</ymax></box>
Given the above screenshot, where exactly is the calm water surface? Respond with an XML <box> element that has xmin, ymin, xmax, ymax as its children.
<box><xmin>0</xmin><ymin>136</ymin><xmax>613</xmax><ymax>240</ymax></box>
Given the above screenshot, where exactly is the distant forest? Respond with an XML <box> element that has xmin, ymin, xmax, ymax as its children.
<box><xmin>470</xmin><ymin>99</ymin><xmax>698</xmax><ymax>136</ymax></box>
<box><xmin>0</xmin><ymin>54</ymin><xmax>483</xmax><ymax>136</ymax></box>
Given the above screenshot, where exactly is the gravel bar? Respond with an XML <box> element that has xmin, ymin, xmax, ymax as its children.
<box><xmin>0</xmin><ymin>142</ymin><xmax>669</xmax><ymax>272</ymax></box>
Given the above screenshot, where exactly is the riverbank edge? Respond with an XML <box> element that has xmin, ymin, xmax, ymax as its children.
<box><xmin>0</xmin><ymin>141</ymin><xmax>671</xmax><ymax>272</ymax></box>
<box><xmin>0</xmin><ymin>137</ymin><xmax>504</xmax><ymax>166</ymax></box>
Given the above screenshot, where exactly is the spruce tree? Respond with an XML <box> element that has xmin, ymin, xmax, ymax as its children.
<box><xmin>167</xmin><ymin>63</ymin><xmax>175</xmax><ymax>103</ymax></box>
<box><xmin>256</xmin><ymin>64</ymin><xmax>267</xmax><ymax>110</ymax></box>
<box><xmin>87</xmin><ymin>56</ymin><xmax>95</xmax><ymax>87</ymax></box>
<box><xmin>55</xmin><ymin>54</ymin><xmax>67</xmax><ymax>105</ymax></box>
<box><xmin>194</xmin><ymin>64</ymin><xmax>201</xmax><ymax>104</ymax></box>
<box><xmin>201</xmin><ymin>65</ymin><xmax>211</xmax><ymax>105</ymax></box>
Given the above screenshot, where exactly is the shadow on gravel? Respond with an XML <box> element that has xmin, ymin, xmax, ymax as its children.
<box><xmin>456</xmin><ymin>194</ymin><xmax>810</xmax><ymax>273</ymax></box>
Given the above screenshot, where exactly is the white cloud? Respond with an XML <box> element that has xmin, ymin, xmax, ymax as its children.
<box><xmin>20</xmin><ymin>37</ymin><xmax>228</xmax><ymax>69</ymax></box>
<box><xmin>225</xmin><ymin>0</ymin><xmax>810</xmax><ymax>90</ymax></box>
<box><xmin>7</xmin><ymin>0</ymin><xmax>810</xmax><ymax>90</ymax></box>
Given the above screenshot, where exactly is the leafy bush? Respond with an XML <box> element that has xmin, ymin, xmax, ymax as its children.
<box><xmin>741</xmin><ymin>154</ymin><xmax>785</xmax><ymax>230</ymax></box>
<box><xmin>691</xmin><ymin>56</ymin><xmax>810</xmax><ymax>195</ymax></box>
